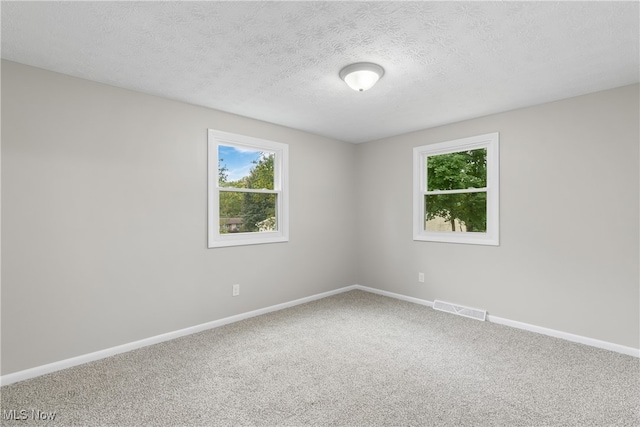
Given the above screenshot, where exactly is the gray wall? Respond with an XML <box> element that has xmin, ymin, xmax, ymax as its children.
<box><xmin>1</xmin><ymin>61</ymin><xmax>358</xmax><ymax>375</ymax></box>
<box><xmin>355</xmin><ymin>84</ymin><xmax>640</xmax><ymax>349</ymax></box>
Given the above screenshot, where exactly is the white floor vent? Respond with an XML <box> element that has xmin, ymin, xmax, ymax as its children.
<box><xmin>433</xmin><ymin>300</ymin><xmax>486</xmax><ymax>321</ymax></box>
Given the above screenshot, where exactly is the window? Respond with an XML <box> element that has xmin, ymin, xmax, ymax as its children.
<box><xmin>208</xmin><ymin>129</ymin><xmax>289</xmax><ymax>248</ymax></box>
<box><xmin>413</xmin><ymin>132</ymin><xmax>499</xmax><ymax>245</ymax></box>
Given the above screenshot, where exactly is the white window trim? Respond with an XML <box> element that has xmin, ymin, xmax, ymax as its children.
<box><xmin>208</xmin><ymin>129</ymin><xmax>289</xmax><ymax>248</ymax></box>
<box><xmin>413</xmin><ymin>132</ymin><xmax>500</xmax><ymax>246</ymax></box>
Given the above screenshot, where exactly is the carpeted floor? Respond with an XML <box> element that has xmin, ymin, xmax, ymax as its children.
<box><xmin>1</xmin><ymin>290</ymin><xmax>638</xmax><ymax>426</ymax></box>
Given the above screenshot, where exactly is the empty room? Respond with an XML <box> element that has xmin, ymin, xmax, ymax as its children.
<box><xmin>1</xmin><ymin>1</ymin><xmax>638</xmax><ymax>426</ymax></box>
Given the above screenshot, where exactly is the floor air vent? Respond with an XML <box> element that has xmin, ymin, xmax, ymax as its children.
<box><xmin>433</xmin><ymin>300</ymin><xmax>486</xmax><ymax>321</ymax></box>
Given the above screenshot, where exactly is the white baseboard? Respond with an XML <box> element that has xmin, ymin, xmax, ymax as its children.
<box><xmin>353</xmin><ymin>284</ymin><xmax>434</xmax><ymax>307</ymax></box>
<box><xmin>0</xmin><ymin>285</ymin><xmax>357</xmax><ymax>386</ymax></box>
<box><xmin>2</xmin><ymin>284</ymin><xmax>637</xmax><ymax>386</ymax></box>
<box><xmin>353</xmin><ymin>284</ymin><xmax>640</xmax><ymax>358</ymax></box>
<box><xmin>485</xmin><ymin>314</ymin><xmax>640</xmax><ymax>357</ymax></box>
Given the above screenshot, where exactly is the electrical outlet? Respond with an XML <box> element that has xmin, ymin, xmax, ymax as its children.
<box><xmin>418</xmin><ymin>272</ymin><xmax>425</xmax><ymax>283</ymax></box>
<box><xmin>232</xmin><ymin>284</ymin><xmax>240</xmax><ymax>296</ymax></box>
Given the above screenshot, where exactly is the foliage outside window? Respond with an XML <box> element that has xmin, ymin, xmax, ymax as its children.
<box><xmin>208</xmin><ymin>129</ymin><xmax>289</xmax><ymax>248</ymax></box>
<box><xmin>413</xmin><ymin>133</ymin><xmax>499</xmax><ymax>245</ymax></box>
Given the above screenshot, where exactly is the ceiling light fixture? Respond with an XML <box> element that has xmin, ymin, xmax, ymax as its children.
<box><xmin>339</xmin><ymin>62</ymin><xmax>384</xmax><ymax>92</ymax></box>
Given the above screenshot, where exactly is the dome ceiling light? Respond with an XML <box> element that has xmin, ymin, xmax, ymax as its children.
<box><xmin>339</xmin><ymin>62</ymin><xmax>385</xmax><ymax>92</ymax></box>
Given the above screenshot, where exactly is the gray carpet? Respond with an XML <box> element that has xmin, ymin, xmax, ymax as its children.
<box><xmin>1</xmin><ymin>290</ymin><xmax>638</xmax><ymax>426</ymax></box>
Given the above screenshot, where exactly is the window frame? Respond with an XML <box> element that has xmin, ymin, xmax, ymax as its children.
<box><xmin>413</xmin><ymin>132</ymin><xmax>499</xmax><ymax>246</ymax></box>
<box><xmin>208</xmin><ymin>129</ymin><xmax>289</xmax><ymax>248</ymax></box>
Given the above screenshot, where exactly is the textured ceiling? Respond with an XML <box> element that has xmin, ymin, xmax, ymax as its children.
<box><xmin>2</xmin><ymin>1</ymin><xmax>639</xmax><ymax>143</ymax></box>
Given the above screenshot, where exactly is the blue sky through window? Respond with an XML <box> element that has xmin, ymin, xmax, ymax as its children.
<box><xmin>218</xmin><ymin>145</ymin><xmax>267</xmax><ymax>182</ymax></box>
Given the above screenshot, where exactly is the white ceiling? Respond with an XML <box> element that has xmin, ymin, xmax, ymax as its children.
<box><xmin>2</xmin><ymin>1</ymin><xmax>638</xmax><ymax>143</ymax></box>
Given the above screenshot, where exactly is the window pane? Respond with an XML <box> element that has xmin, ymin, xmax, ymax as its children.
<box><xmin>219</xmin><ymin>191</ymin><xmax>277</xmax><ymax>234</ymax></box>
<box><xmin>427</xmin><ymin>148</ymin><xmax>487</xmax><ymax>191</ymax></box>
<box><xmin>218</xmin><ymin>145</ymin><xmax>274</xmax><ymax>190</ymax></box>
<box><xmin>425</xmin><ymin>192</ymin><xmax>487</xmax><ymax>232</ymax></box>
